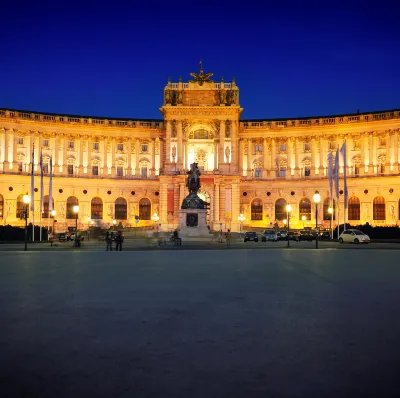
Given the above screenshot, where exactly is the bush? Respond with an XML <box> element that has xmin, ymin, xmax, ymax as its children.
<box><xmin>0</xmin><ymin>224</ymin><xmax>48</xmax><ymax>241</ymax></box>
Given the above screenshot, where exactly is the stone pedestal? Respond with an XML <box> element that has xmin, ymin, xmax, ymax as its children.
<box><xmin>178</xmin><ymin>209</ymin><xmax>209</xmax><ymax>237</ymax></box>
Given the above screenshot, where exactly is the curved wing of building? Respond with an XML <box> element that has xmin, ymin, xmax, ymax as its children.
<box><xmin>1</xmin><ymin>69</ymin><xmax>399</xmax><ymax>232</ymax></box>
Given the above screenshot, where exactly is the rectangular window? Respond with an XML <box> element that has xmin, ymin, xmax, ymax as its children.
<box><xmin>329</xmin><ymin>141</ymin><xmax>336</xmax><ymax>150</ymax></box>
<box><xmin>141</xmin><ymin>167</ymin><xmax>147</xmax><ymax>177</ymax></box>
<box><xmin>92</xmin><ymin>166</ymin><xmax>99</xmax><ymax>176</ymax></box>
<box><xmin>68</xmin><ymin>141</ymin><xmax>74</xmax><ymax>149</ymax></box>
<box><xmin>304</xmin><ymin>143</ymin><xmax>310</xmax><ymax>151</ymax></box>
<box><xmin>42</xmin><ymin>164</ymin><xmax>49</xmax><ymax>174</ymax></box>
<box><xmin>17</xmin><ymin>137</ymin><xmax>24</xmax><ymax>145</ymax></box>
<box><xmin>304</xmin><ymin>167</ymin><xmax>311</xmax><ymax>176</ymax></box>
<box><xmin>255</xmin><ymin>168</ymin><xmax>262</xmax><ymax>178</ymax></box>
<box><xmin>117</xmin><ymin>143</ymin><xmax>124</xmax><ymax>151</ymax></box>
<box><xmin>255</xmin><ymin>144</ymin><xmax>262</xmax><ymax>152</ymax></box>
<box><xmin>68</xmin><ymin>165</ymin><xmax>74</xmax><ymax>175</ymax></box>
<box><xmin>93</xmin><ymin>142</ymin><xmax>99</xmax><ymax>150</ymax></box>
<box><xmin>354</xmin><ymin>164</ymin><xmax>360</xmax><ymax>175</ymax></box>
<box><xmin>279</xmin><ymin>167</ymin><xmax>286</xmax><ymax>177</ymax></box>
<box><xmin>117</xmin><ymin>166</ymin><xmax>124</xmax><ymax>177</ymax></box>
<box><xmin>141</xmin><ymin>144</ymin><xmax>148</xmax><ymax>152</ymax></box>
<box><xmin>43</xmin><ymin>139</ymin><xmax>49</xmax><ymax>147</ymax></box>
<box><xmin>18</xmin><ymin>162</ymin><xmax>23</xmax><ymax>172</ymax></box>
<box><xmin>279</xmin><ymin>144</ymin><xmax>286</xmax><ymax>152</ymax></box>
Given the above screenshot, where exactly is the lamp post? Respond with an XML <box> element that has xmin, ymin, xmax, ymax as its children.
<box><xmin>87</xmin><ymin>216</ymin><xmax>91</xmax><ymax>230</ymax></box>
<box><xmin>51</xmin><ymin>210</ymin><xmax>56</xmax><ymax>234</ymax></box>
<box><xmin>285</xmin><ymin>204</ymin><xmax>292</xmax><ymax>247</ymax></box>
<box><xmin>301</xmin><ymin>215</ymin><xmax>306</xmax><ymax>228</ymax></box>
<box><xmin>238</xmin><ymin>213</ymin><xmax>245</xmax><ymax>238</ymax></box>
<box><xmin>328</xmin><ymin>207</ymin><xmax>333</xmax><ymax>240</ymax></box>
<box><xmin>313</xmin><ymin>193</ymin><xmax>321</xmax><ymax>249</ymax></box>
<box><xmin>23</xmin><ymin>194</ymin><xmax>30</xmax><ymax>251</ymax></box>
<box><xmin>112</xmin><ymin>219</ymin><xmax>117</xmax><ymax>231</ymax></box>
<box><xmin>152</xmin><ymin>213</ymin><xmax>159</xmax><ymax>233</ymax></box>
<box><xmin>73</xmin><ymin>205</ymin><xmax>79</xmax><ymax>246</ymax></box>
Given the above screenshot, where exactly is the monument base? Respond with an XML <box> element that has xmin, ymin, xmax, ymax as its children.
<box><xmin>178</xmin><ymin>209</ymin><xmax>210</xmax><ymax>237</ymax></box>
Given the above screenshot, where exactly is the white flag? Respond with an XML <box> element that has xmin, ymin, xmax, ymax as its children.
<box><xmin>30</xmin><ymin>144</ymin><xmax>35</xmax><ymax>212</ymax></box>
<box><xmin>327</xmin><ymin>152</ymin><xmax>333</xmax><ymax>203</ymax></box>
<box><xmin>340</xmin><ymin>141</ymin><xmax>348</xmax><ymax>208</ymax></box>
<box><xmin>49</xmin><ymin>157</ymin><xmax>53</xmax><ymax>212</ymax></box>
<box><xmin>334</xmin><ymin>148</ymin><xmax>339</xmax><ymax>199</ymax></box>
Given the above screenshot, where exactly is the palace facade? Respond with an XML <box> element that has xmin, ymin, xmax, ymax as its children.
<box><xmin>1</xmin><ymin>70</ymin><xmax>400</xmax><ymax>232</ymax></box>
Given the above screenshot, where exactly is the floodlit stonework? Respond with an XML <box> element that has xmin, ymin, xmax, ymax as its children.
<box><xmin>1</xmin><ymin>69</ymin><xmax>400</xmax><ymax>232</ymax></box>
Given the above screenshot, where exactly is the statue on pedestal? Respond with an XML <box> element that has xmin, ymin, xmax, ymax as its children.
<box><xmin>181</xmin><ymin>163</ymin><xmax>206</xmax><ymax>209</ymax></box>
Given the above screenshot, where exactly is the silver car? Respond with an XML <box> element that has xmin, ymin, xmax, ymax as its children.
<box><xmin>339</xmin><ymin>229</ymin><xmax>370</xmax><ymax>244</ymax></box>
<box><xmin>261</xmin><ymin>229</ymin><xmax>278</xmax><ymax>242</ymax></box>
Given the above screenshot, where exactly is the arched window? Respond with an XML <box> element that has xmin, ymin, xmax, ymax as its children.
<box><xmin>0</xmin><ymin>194</ymin><xmax>3</xmax><ymax>219</ymax></box>
<box><xmin>275</xmin><ymin>198</ymin><xmax>287</xmax><ymax>221</ymax></box>
<box><xmin>190</xmin><ymin>129</ymin><xmax>212</xmax><ymax>140</ymax></box>
<box><xmin>348</xmin><ymin>196</ymin><xmax>360</xmax><ymax>220</ymax></box>
<box><xmin>299</xmin><ymin>198</ymin><xmax>311</xmax><ymax>220</ymax></box>
<box><xmin>16</xmin><ymin>194</ymin><xmax>28</xmax><ymax>219</ymax></box>
<box><xmin>91</xmin><ymin>197</ymin><xmax>103</xmax><ymax>219</ymax></box>
<box><xmin>66</xmin><ymin>196</ymin><xmax>79</xmax><ymax>219</ymax></box>
<box><xmin>43</xmin><ymin>195</ymin><xmax>55</xmax><ymax>218</ymax></box>
<box><xmin>373</xmin><ymin>196</ymin><xmax>385</xmax><ymax>220</ymax></box>
<box><xmin>139</xmin><ymin>198</ymin><xmax>151</xmax><ymax>220</ymax></box>
<box><xmin>115</xmin><ymin>197</ymin><xmax>127</xmax><ymax>220</ymax></box>
<box><xmin>323</xmin><ymin>198</ymin><xmax>336</xmax><ymax>220</ymax></box>
<box><xmin>251</xmin><ymin>198</ymin><xmax>263</xmax><ymax>220</ymax></box>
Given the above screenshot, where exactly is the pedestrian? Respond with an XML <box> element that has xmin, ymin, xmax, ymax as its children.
<box><xmin>115</xmin><ymin>230</ymin><xmax>123</xmax><ymax>251</ymax></box>
<box><xmin>106</xmin><ymin>230</ymin><xmax>112</xmax><ymax>251</ymax></box>
<box><xmin>225</xmin><ymin>229</ymin><xmax>231</xmax><ymax>247</ymax></box>
<box><xmin>87</xmin><ymin>230</ymin><xmax>90</xmax><ymax>241</ymax></box>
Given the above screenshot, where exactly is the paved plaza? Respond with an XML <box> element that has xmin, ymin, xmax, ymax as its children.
<box><xmin>1</xmin><ymin>249</ymin><xmax>400</xmax><ymax>397</ymax></box>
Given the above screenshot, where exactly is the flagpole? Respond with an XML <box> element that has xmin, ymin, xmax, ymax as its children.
<box><xmin>48</xmin><ymin>156</ymin><xmax>53</xmax><ymax>236</ymax></box>
<box><xmin>31</xmin><ymin>144</ymin><xmax>35</xmax><ymax>242</ymax></box>
<box><xmin>40</xmin><ymin>148</ymin><xmax>44</xmax><ymax>242</ymax></box>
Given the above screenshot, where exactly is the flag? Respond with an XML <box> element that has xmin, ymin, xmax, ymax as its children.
<box><xmin>30</xmin><ymin>144</ymin><xmax>35</xmax><ymax>212</ymax></box>
<box><xmin>48</xmin><ymin>156</ymin><xmax>53</xmax><ymax>212</ymax></box>
<box><xmin>334</xmin><ymin>148</ymin><xmax>339</xmax><ymax>199</ymax></box>
<box><xmin>340</xmin><ymin>141</ymin><xmax>348</xmax><ymax>209</ymax></box>
<box><xmin>40</xmin><ymin>148</ymin><xmax>44</xmax><ymax>214</ymax></box>
<box><xmin>327</xmin><ymin>152</ymin><xmax>333</xmax><ymax>203</ymax></box>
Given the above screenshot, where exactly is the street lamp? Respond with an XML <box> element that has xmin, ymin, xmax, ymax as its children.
<box><xmin>238</xmin><ymin>213</ymin><xmax>245</xmax><ymax>238</ymax></box>
<box><xmin>152</xmin><ymin>213</ymin><xmax>159</xmax><ymax>233</ymax></box>
<box><xmin>51</xmin><ymin>210</ymin><xmax>57</xmax><ymax>234</ymax></box>
<box><xmin>301</xmin><ymin>215</ymin><xmax>306</xmax><ymax>228</ymax></box>
<box><xmin>285</xmin><ymin>204</ymin><xmax>292</xmax><ymax>248</ymax></box>
<box><xmin>87</xmin><ymin>216</ymin><xmax>91</xmax><ymax>229</ymax></box>
<box><xmin>73</xmin><ymin>205</ymin><xmax>79</xmax><ymax>246</ymax></box>
<box><xmin>112</xmin><ymin>219</ymin><xmax>116</xmax><ymax>231</ymax></box>
<box><xmin>23</xmin><ymin>194</ymin><xmax>30</xmax><ymax>251</ymax></box>
<box><xmin>313</xmin><ymin>193</ymin><xmax>321</xmax><ymax>249</ymax></box>
<box><xmin>328</xmin><ymin>207</ymin><xmax>333</xmax><ymax>240</ymax></box>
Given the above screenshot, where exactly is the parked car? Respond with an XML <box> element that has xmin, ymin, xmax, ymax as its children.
<box><xmin>298</xmin><ymin>230</ymin><xmax>314</xmax><ymax>242</ymax></box>
<box><xmin>244</xmin><ymin>232</ymin><xmax>258</xmax><ymax>242</ymax></box>
<box><xmin>277</xmin><ymin>231</ymin><xmax>288</xmax><ymax>241</ymax></box>
<box><xmin>58</xmin><ymin>233</ymin><xmax>67</xmax><ymax>242</ymax></box>
<box><xmin>319</xmin><ymin>231</ymin><xmax>331</xmax><ymax>240</ymax></box>
<box><xmin>339</xmin><ymin>229</ymin><xmax>370</xmax><ymax>244</ymax></box>
<box><xmin>288</xmin><ymin>231</ymin><xmax>300</xmax><ymax>241</ymax></box>
<box><xmin>261</xmin><ymin>230</ymin><xmax>278</xmax><ymax>242</ymax></box>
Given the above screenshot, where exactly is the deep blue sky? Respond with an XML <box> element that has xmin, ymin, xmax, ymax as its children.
<box><xmin>1</xmin><ymin>0</ymin><xmax>399</xmax><ymax>120</ymax></box>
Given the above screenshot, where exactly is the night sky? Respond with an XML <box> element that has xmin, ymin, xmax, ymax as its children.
<box><xmin>1</xmin><ymin>0</ymin><xmax>399</xmax><ymax>120</ymax></box>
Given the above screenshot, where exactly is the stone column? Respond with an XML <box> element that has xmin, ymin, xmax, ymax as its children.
<box><xmin>79</xmin><ymin>135</ymin><xmax>84</xmax><ymax>175</ymax></box>
<box><xmin>246</xmin><ymin>138</ymin><xmax>252</xmax><ymax>177</ymax></box>
<box><xmin>294</xmin><ymin>137</ymin><xmax>300</xmax><ymax>177</ymax></box>
<box><xmin>151</xmin><ymin>138</ymin><xmax>156</xmax><ymax>177</ymax></box>
<box><xmin>231</xmin><ymin>120</ymin><xmax>238</xmax><ymax>172</ymax></box>
<box><xmin>385</xmin><ymin>130</ymin><xmax>391</xmax><ymax>174</ymax></box>
<box><xmin>111</xmin><ymin>138</ymin><xmax>116</xmax><ymax>177</ymax></box>
<box><xmin>159</xmin><ymin>182</ymin><xmax>168</xmax><ymax>226</ymax></box>
<box><xmin>263</xmin><ymin>138</ymin><xmax>268</xmax><ymax>177</ymax></box>
<box><xmin>394</xmin><ymin>130</ymin><xmax>399</xmax><ymax>173</ymax></box>
<box><xmin>213</xmin><ymin>182</ymin><xmax>220</xmax><ymax>227</ymax></box>
<box><xmin>231</xmin><ymin>182</ymin><xmax>240</xmax><ymax>232</ymax></box>
<box><xmin>103</xmin><ymin>137</ymin><xmax>108</xmax><ymax>176</ymax></box>
<box><xmin>12</xmin><ymin>129</ymin><xmax>18</xmax><ymax>169</ymax></box>
<box><xmin>319</xmin><ymin>136</ymin><xmax>324</xmax><ymax>175</ymax></box>
<box><xmin>135</xmin><ymin>138</ymin><xmax>140</xmax><ymax>176</ymax></box>
<box><xmin>213</xmin><ymin>141</ymin><xmax>218</xmax><ymax>171</ymax></box>
<box><xmin>87</xmin><ymin>135</ymin><xmax>92</xmax><ymax>176</ymax></box>
<box><xmin>177</xmin><ymin>121</ymin><xmax>183</xmax><ymax>170</ymax></box>
<box><xmin>63</xmin><ymin>134</ymin><xmax>68</xmax><ymax>175</ymax></box>
<box><xmin>127</xmin><ymin>137</ymin><xmax>132</xmax><ymax>177</ymax></box>
<box><xmin>219</xmin><ymin>121</ymin><xmax>226</xmax><ymax>168</ymax></box>
<box><xmin>179</xmin><ymin>182</ymin><xmax>185</xmax><ymax>208</ymax></box>
<box><xmin>3</xmin><ymin>128</ymin><xmax>9</xmax><ymax>168</ymax></box>
<box><xmin>30</xmin><ymin>131</ymin><xmax>35</xmax><ymax>173</ymax></box>
<box><xmin>310</xmin><ymin>137</ymin><xmax>316</xmax><ymax>176</ymax></box>
<box><xmin>270</xmin><ymin>138</ymin><xmax>276</xmax><ymax>178</ymax></box>
<box><xmin>165</xmin><ymin>121</ymin><xmax>171</xmax><ymax>164</ymax></box>
<box><xmin>368</xmin><ymin>133</ymin><xmax>374</xmax><ymax>173</ymax></box>
<box><xmin>287</xmin><ymin>137</ymin><xmax>293</xmax><ymax>178</ymax></box>
<box><xmin>359</xmin><ymin>133</ymin><xmax>365</xmax><ymax>175</ymax></box>
<box><xmin>372</xmin><ymin>133</ymin><xmax>377</xmax><ymax>173</ymax></box>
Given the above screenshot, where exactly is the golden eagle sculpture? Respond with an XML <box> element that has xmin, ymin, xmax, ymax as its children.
<box><xmin>190</xmin><ymin>59</ymin><xmax>213</xmax><ymax>86</ymax></box>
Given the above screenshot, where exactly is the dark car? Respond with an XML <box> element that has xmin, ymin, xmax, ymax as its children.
<box><xmin>244</xmin><ymin>232</ymin><xmax>258</xmax><ymax>242</ymax></box>
<box><xmin>276</xmin><ymin>231</ymin><xmax>288</xmax><ymax>241</ymax></box>
<box><xmin>319</xmin><ymin>231</ymin><xmax>331</xmax><ymax>240</ymax></box>
<box><xmin>288</xmin><ymin>231</ymin><xmax>300</xmax><ymax>241</ymax></box>
<box><xmin>58</xmin><ymin>233</ymin><xmax>67</xmax><ymax>242</ymax></box>
<box><xmin>298</xmin><ymin>230</ymin><xmax>314</xmax><ymax>242</ymax></box>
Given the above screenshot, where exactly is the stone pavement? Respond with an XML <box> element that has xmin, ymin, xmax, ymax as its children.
<box><xmin>1</xmin><ymin>250</ymin><xmax>400</xmax><ymax>397</ymax></box>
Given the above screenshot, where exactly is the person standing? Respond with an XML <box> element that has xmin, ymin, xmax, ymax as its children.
<box><xmin>225</xmin><ymin>229</ymin><xmax>231</xmax><ymax>247</ymax></box>
<box><xmin>106</xmin><ymin>230</ymin><xmax>112</xmax><ymax>251</ymax></box>
<box><xmin>115</xmin><ymin>230</ymin><xmax>123</xmax><ymax>251</ymax></box>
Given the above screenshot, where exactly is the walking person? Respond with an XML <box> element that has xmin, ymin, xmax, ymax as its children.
<box><xmin>115</xmin><ymin>230</ymin><xmax>123</xmax><ymax>251</ymax></box>
<box><xmin>106</xmin><ymin>230</ymin><xmax>112</xmax><ymax>251</ymax></box>
<box><xmin>225</xmin><ymin>229</ymin><xmax>231</xmax><ymax>247</ymax></box>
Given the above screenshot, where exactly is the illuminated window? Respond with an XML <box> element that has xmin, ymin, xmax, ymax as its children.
<box><xmin>17</xmin><ymin>137</ymin><xmax>24</xmax><ymax>145</ymax></box>
<box><xmin>251</xmin><ymin>199</ymin><xmax>263</xmax><ymax>220</ymax></box>
<box><xmin>117</xmin><ymin>143</ymin><xmax>124</xmax><ymax>151</ymax></box>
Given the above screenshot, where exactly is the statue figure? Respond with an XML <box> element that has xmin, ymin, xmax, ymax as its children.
<box><xmin>225</xmin><ymin>120</ymin><xmax>231</xmax><ymax>138</ymax></box>
<box><xmin>225</xmin><ymin>146</ymin><xmax>231</xmax><ymax>163</ymax></box>
<box><xmin>171</xmin><ymin>120</ymin><xmax>177</xmax><ymax>137</ymax></box>
<box><xmin>230</xmin><ymin>90</ymin><xmax>237</xmax><ymax>105</ymax></box>
<box><xmin>176</xmin><ymin>91</ymin><xmax>183</xmax><ymax>104</ymax></box>
<box><xmin>171</xmin><ymin>146</ymin><xmax>176</xmax><ymax>162</ymax></box>
<box><xmin>186</xmin><ymin>162</ymin><xmax>201</xmax><ymax>194</ymax></box>
<box><xmin>219</xmin><ymin>89</ymin><xmax>226</xmax><ymax>104</ymax></box>
<box><xmin>165</xmin><ymin>89</ymin><xmax>171</xmax><ymax>104</ymax></box>
<box><xmin>390</xmin><ymin>204</ymin><xmax>396</xmax><ymax>223</ymax></box>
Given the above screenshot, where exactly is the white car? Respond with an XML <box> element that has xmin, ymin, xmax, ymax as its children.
<box><xmin>339</xmin><ymin>229</ymin><xmax>370</xmax><ymax>244</ymax></box>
